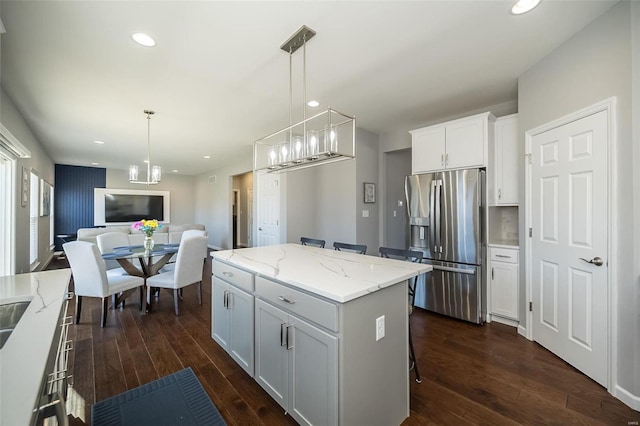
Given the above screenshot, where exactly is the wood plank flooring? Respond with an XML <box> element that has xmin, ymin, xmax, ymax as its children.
<box><xmin>47</xmin><ymin>258</ymin><xmax>639</xmax><ymax>425</ymax></box>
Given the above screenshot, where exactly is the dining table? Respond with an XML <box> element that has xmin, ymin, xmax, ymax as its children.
<box><xmin>101</xmin><ymin>243</ymin><xmax>179</xmax><ymax>312</ymax></box>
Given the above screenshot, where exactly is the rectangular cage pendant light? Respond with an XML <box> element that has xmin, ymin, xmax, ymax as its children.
<box><xmin>254</xmin><ymin>25</ymin><xmax>356</xmax><ymax>173</ymax></box>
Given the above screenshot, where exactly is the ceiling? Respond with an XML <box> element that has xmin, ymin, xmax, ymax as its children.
<box><xmin>0</xmin><ymin>1</ymin><xmax>617</xmax><ymax>176</ymax></box>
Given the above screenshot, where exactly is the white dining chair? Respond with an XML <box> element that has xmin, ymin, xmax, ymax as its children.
<box><xmin>146</xmin><ymin>235</ymin><xmax>208</xmax><ymax>315</ymax></box>
<box><xmin>64</xmin><ymin>241</ymin><xmax>145</xmax><ymax>327</ymax></box>
<box><xmin>96</xmin><ymin>232</ymin><xmax>130</xmax><ymax>277</ymax></box>
<box><xmin>161</xmin><ymin>229</ymin><xmax>208</xmax><ymax>273</ymax></box>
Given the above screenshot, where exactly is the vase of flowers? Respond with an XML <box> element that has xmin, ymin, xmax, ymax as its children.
<box><xmin>132</xmin><ymin>219</ymin><xmax>162</xmax><ymax>251</ymax></box>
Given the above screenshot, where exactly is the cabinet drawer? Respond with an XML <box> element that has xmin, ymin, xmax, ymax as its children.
<box><xmin>213</xmin><ymin>260</ymin><xmax>254</xmax><ymax>293</ymax></box>
<box><xmin>490</xmin><ymin>247</ymin><xmax>518</xmax><ymax>264</ymax></box>
<box><xmin>255</xmin><ymin>276</ymin><xmax>338</xmax><ymax>332</ymax></box>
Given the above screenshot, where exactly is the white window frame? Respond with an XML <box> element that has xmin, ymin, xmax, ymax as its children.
<box><xmin>29</xmin><ymin>170</ymin><xmax>39</xmax><ymax>270</ymax></box>
<box><xmin>0</xmin><ymin>123</ymin><xmax>30</xmax><ymax>276</ymax></box>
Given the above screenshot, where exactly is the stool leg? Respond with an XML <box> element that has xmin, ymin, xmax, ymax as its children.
<box><xmin>409</xmin><ymin>322</ymin><xmax>422</xmax><ymax>383</ymax></box>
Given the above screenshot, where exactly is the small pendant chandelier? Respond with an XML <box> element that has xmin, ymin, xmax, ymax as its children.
<box><xmin>129</xmin><ymin>109</ymin><xmax>161</xmax><ymax>184</ymax></box>
<box><xmin>254</xmin><ymin>25</ymin><xmax>356</xmax><ymax>173</ymax></box>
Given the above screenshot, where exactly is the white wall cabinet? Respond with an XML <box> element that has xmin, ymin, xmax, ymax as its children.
<box><xmin>410</xmin><ymin>112</ymin><xmax>495</xmax><ymax>174</ymax></box>
<box><xmin>489</xmin><ymin>246</ymin><xmax>519</xmax><ymax>322</ymax></box>
<box><xmin>491</xmin><ymin>114</ymin><xmax>519</xmax><ymax>205</ymax></box>
<box><xmin>211</xmin><ymin>261</ymin><xmax>254</xmax><ymax>376</ymax></box>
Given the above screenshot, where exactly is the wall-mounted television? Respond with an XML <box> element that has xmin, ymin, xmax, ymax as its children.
<box><xmin>94</xmin><ymin>188</ymin><xmax>170</xmax><ymax>226</ymax></box>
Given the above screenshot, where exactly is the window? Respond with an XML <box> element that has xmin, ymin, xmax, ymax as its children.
<box><xmin>30</xmin><ymin>170</ymin><xmax>38</xmax><ymax>269</ymax></box>
<box><xmin>0</xmin><ymin>154</ymin><xmax>11</xmax><ymax>276</ymax></box>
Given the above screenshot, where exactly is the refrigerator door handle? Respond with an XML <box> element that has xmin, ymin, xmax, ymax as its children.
<box><xmin>430</xmin><ymin>180</ymin><xmax>436</xmax><ymax>253</ymax></box>
<box><xmin>432</xmin><ymin>265</ymin><xmax>476</xmax><ymax>275</ymax></box>
<box><xmin>435</xmin><ymin>180</ymin><xmax>442</xmax><ymax>253</ymax></box>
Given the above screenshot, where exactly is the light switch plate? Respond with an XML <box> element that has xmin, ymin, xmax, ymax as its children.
<box><xmin>362</xmin><ymin>210</ymin><xmax>369</xmax><ymax>218</ymax></box>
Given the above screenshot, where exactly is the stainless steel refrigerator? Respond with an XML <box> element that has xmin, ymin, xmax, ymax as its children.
<box><xmin>405</xmin><ymin>168</ymin><xmax>486</xmax><ymax>324</ymax></box>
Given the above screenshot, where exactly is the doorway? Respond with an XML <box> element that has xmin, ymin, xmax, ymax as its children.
<box><xmin>231</xmin><ymin>171</ymin><xmax>253</xmax><ymax>249</ymax></box>
<box><xmin>384</xmin><ymin>149</ymin><xmax>411</xmax><ymax>249</ymax></box>
<box><xmin>526</xmin><ymin>99</ymin><xmax>615</xmax><ymax>389</ymax></box>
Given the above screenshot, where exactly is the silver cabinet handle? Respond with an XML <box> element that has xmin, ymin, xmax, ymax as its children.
<box><xmin>286</xmin><ymin>325</ymin><xmax>293</xmax><ymax>350</ymax></box>
<box><xmin>280</xmin><ymin>323</ymin><xmax>287</xmax><ymax>346</ymax></box>
<box><xmin>498</xmin><ymin>189</ymin><xmax>502</xmax><ymax>200</ymax></box>
<box><xmin>278</xmin><ymin>296</ymin><xmax>295</xmax><ymax>304</ymax></box>
<box><xmin>223</xmin><ymin>290</ymin><xmax>229</xmax><ymax>308</ymax></box>
<box><xmin>222</xmin><ymin>271</ymin><xmax>233</xmax><ymax>277</ymax></box>
<box><xmin>445</xmin><ymin>153</ymin><xmax>449</xmax><ymax>166</ymax></box>
<box><xmin>495</xmin><ymin>254</ymin><xmax>510</xmax><ymax>258</ymax></box>
<box><xmin>491</xmin><ymin>267</ymin><xmax>494</xmax><ymax>280</ymax></box>
<box><xmin>441</xmin><ymin>154</ymin><xmax>444</xmax><ymax>166</ymax></box>
<box><xmin>579</xmin><ymin>256</ymin><xmax>604</xmax><ymax>266</ymax></box>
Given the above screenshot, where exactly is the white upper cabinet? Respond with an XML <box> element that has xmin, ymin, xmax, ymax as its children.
<box><xmin>410</xmin><ymin>112</ymin><xmax>495</xmax><ymax>174</ymax></box>
<box><xmin>491</xmin><ymin>114</ymin><xmax>519</xmax><ymax>205</ymax></box>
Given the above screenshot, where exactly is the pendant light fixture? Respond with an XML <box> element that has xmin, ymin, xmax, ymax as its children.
<box><xmin>254</xmin><ymin>25</ymin><xmax>356</xmax><ymax>173</ymax></box>
<box><xmin>129</xmin><ymin>109</ymin><xmax>161</xmax><ymax>184</ymax></box>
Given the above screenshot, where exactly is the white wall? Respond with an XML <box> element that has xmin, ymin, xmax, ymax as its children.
<box><xmin>1</xmin><ymin>88</ymin><xmax>55</xmax><ymax>273</ymax></box>
<box><xmin>106</xmin><ymin>169</ymin><xmax>197</xmax><ymax>226</ymax></box>
<box><xmin>354</xmin><ymin>128</ymin><xmax>379</xmax><ymax>254</ymax></box>
<box><xmin>518</xmin><ymin>0</ymin><xmax>638</xmax><ymax>401</ymax></box>
<box><xmin>194</xmin><ymin>147</ymin><xmax>253</xmax><ymax>250</ymax></box>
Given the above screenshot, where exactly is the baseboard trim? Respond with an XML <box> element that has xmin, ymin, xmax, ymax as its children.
<box><xmin>517</xmin><ymin>324</ymin><xmax>530</xmax><ymax>340</ymax></box>
<box><xmin>490</xmin><ymin>315</ymin><xmax>519</xmax><ymax>328</ymax></box>
<box><xmin>613</xmin><ymin>384</ymin><xmax>640</xmax><ymax>411</ymax></box>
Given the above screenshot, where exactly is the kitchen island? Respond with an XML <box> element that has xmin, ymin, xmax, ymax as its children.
<box><xmin>0</xmin><ymin>269</ymin><xmax>71</xmax><ymax>426</ymax></box>
<box><xmin>211</xmin><ymin>244</ymin><xmax>431</xmax><ymax>426</ymax></box>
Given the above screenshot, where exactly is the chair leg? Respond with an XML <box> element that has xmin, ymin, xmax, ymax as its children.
<box><xmin>101</xmin><ymin>297</ymin><xmax>108</xmax><ymax>328</ymax></box>
<box><xmin>173</xmin><ymin>289</ymin><xmax>180</xmax><ymax>316</ymax></box>
<box><xmin>197</xmin><ymin>282</ymin><xmax>202</xmax><ymax>305</ymax></box>
<box><xmin>408</xmin><ymin>321</ymin><xmax>422</xmax><ymax>383</ymax></box>
<box><xmin>139</xmin><ymin>286</ymin><xmax>144</xmax><ymax>310</ymax></box>
<box><xmin>75</xmin><ymin>295</ymin><xmax>82</xmax><ymax>324</ymax></box>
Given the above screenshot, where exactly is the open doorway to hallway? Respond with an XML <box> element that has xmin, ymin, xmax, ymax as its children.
<box><xmin>231</xmin><ymin>171</ymin><xmax>253</xmax><ymax>249</ymax></box>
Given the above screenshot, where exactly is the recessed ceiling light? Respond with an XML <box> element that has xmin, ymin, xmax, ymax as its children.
<box><xmin>91</xmin><ymin>162</ymin><xmax>99</xmax><ymax>166</ymax></box>
<box><xmin>307</xmin><ymin>100</ymin><xmax>320</xmax><ymax>108</ymax></box>
<box><xmin>511</xmin><ymin>0</ymin><xmax>541</xmax><ymax>15</ymax></box>
<box><xmin>132</xmin><ymin>32</ymin><xmax>156</xmax><ymax>47</ymax></box>
<box><xmin>143</xmin><ymin>160</ymin><xmax>149</xmax><ymax>164</ymax></box>
<box><xmin>203</xmin><ymin>155</ymin><xmax>211</xmax><ymax>159</ymax></box>
<box><xmin>94</xmin><ymin>140</ymin><xmax>104</xmax><ymax>145</ymax></box>
<box><xmin>172</xmin><ymin>169</ymin><xmax>179</xmax><ymax>173</ymax></box>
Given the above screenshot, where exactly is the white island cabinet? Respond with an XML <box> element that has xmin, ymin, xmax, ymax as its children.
<box><xmin>211</xmin><ymin>244</ymin><xmax>431</xmax><ymax>426</ymax></box>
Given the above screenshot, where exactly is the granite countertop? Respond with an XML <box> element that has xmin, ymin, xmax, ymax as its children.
<box><xmin>212</xmin><ymin>243</ymin><xmax>432</xmax><ymax>303</ymax></box>
<box><xmin>0</xmin><ymin>269</ymin><xmax>71</xmax><ymax>426</ymax></box>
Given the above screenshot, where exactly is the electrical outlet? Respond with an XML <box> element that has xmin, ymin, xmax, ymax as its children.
<box><xmin>376</xmin><ymin>315</ymin><xmax>385</xmax><ymax>341</ymax></box>
<box><xmin>393</xmin><ymin>210</ymin><xmax>397</xmax><ymax>217</ymax></box>
<box><xmin>362</xmin><ymin>209</ymin><xmax>369</xmax><ymax>218</ymax></box>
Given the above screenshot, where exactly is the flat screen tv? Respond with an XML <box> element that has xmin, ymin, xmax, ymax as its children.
<box><xmin>94</xmin><ymin>188</ymin><xmax>170</xmax><ymax>226</ymax></box>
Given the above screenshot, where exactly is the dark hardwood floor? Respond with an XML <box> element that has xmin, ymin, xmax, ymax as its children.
<box><xmin>46</xmin><ymin>257</ymin><xmax>639</xmax><ymax>425</ymax></box>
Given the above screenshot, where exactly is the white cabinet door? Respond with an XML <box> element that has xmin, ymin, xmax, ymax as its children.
<box><xmin>255</xmin><ymin>299</ymin><xmax>289</xmax><ymax>409</ymax></box>
<box><xmin>211</xmin><ymin>278</ymin><xmax>229</xmax><ymax>349</ymax></box>
<box><xmin>490</xmin><ymin>261</ymin><xmax>518</xmax><ymax>320</ymax></box>
<box><xmin>288</xmin><ymin>315</ymin><xmax>338</xmax><ymax>426</ymax></box>
<box><xmin>494</xmin><ymin>114</ymin><xmax>519</xmax><ymax>205</ymax></box>
<box><xmin>229</xmin><ymin>286</ymin><xmax>254</xmax><ymax>376</ymax></box>
<box><xmin>411</xmin><ymin>125</ymin><xmax>445</xmax><ymax>174</ymax></box>
<box><xmin>445</xmin><ymin>115</ymin><xmax>485</xmax><ymax>170</ymax></box>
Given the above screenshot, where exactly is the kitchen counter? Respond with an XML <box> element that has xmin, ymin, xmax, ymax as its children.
<box><xmin>488</xmin><ymin>241</ymin><xmax>519</xmax><ymax>249</ymax></box>
<box><xmin>0</xmin><ymin>269</ymin><xmax>71</xmax><ymax>426</ymax></box>
<box><xmin>212</xmin><ymin>243</ymin><xmax>431</xmax><ymax>425</ymax></box>
<box><xmin>211</xmin><ymin>243</ymin><xmax>432</xmax><ymax>303</ymax></box>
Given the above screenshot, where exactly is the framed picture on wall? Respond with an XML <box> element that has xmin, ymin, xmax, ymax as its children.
<box><xmin>40</xmin><ymin>179</ymin><xmax>51</xmax><ymax>216</ymax></box>
<box><xmin>21</xmin><ymin>166</ymin><xmax>29</xmax><ymax>207</ymax></box>
<box><xmin>364</xmin><ymin>182</ymin><xmax>376</xmax><ymax>203</ymax></box>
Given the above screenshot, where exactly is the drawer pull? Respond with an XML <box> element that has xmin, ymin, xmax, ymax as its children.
<box><xmin>495</xmin><ymin>254</ymin><xmax>511</xmax><ymax>258</ymax></box>
<box><xmin>286</xmin><ymin>325</ymin><xmax>293</xmax><ymax>350</ymax></box>
<box><xmin>278</xmin><ymin>296</ymin><xmax>295</xmax><ymax>304</ymax></box>
<box><xmin>222</xmin><ymin>271</ymin><xmax>233</xmax><ymax>277</ymax></box>
<box><xmin>280</xmin><ymin>323</ymin><xmax>287</xmax><ymax>346</ymax></box>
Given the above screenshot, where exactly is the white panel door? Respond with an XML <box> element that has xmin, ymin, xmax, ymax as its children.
<box><xmin>411</xmin><ymin>125</ymin><xmax>446</xmax><ymax>174</ymax></box>
<box><xmin>490</xmin><ymin>261</ymin><xmax>518</xmax><ymax>320</ymax></box>
<box><xmin>531</xmin><ymin>110</ymin><xmax>608</xmax><ymax>386</ymax></box>
<box><xmin>229</xmin><ymin>285</ymin><xmax>254</xmax><ymax>376</ymax></box>
<box><xmin>211</xmin><ymin>279</ymin><xmax>229</xmax><ymax>349</ymax></box>
<box><xmin>256</xmin><ymin>173</ymin><xmax>280</xmax><ymax>247</ymax></box>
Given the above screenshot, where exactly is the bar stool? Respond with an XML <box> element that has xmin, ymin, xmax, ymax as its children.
<box><xmin>333</xmin><ymin>242</ymin><xmax>367</xmax><ymax>254</ymax></box>
<box><xmin>379</xmin><ymin>246</ymin><xmax>423</xmax><ymax>383</ymax></box>
<box><xmin>300</xmin><ymin>237</ymin><xmax>326</xmax><ymax>248</ymax></box>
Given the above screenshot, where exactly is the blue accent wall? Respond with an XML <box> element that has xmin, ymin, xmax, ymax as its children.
<box><xmin>54</xmin><ymin>164</ymin><xmax>106</xmax><ymax>250</ymax></box>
